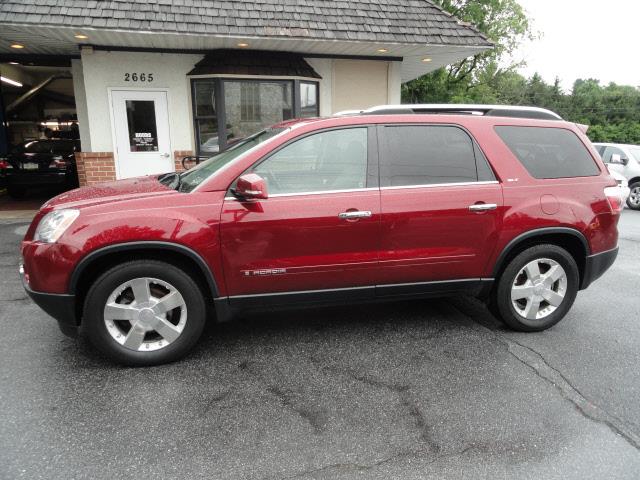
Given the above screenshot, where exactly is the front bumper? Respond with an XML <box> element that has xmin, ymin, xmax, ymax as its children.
<box><xmin>580</xmin><ymin>246</ymin><xmax>619</xmax><ymax>290</ymax></box>
<box><xmin>20</xmin><ymin>264</ymin><xmax>78</xmax><ymax>337</ymax></box>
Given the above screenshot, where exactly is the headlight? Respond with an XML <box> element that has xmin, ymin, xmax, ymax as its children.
<box><xmin>34</xmin><ymin>209</ymin><xmax>79</xmax><ymax>243</ymax></box>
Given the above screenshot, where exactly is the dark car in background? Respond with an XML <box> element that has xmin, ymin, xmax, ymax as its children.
<box><xmin>1</xmin><ymin>139</ymin><xmax>80</xmax><ymax>198</ymax></box>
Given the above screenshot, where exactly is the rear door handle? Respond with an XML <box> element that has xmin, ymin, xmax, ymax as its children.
<box><xmin>469</xmin><ymin>203</ymin><xmax>497</xmax><ymax>212</ymax></box>
<box><xmin>339</xmin><ymin>210</ymin><xmax>372</xmax><ymax>220</ymax></box>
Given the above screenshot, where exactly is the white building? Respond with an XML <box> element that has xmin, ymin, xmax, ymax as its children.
<box><xmin>0</xmin><ymin>0</ymin><xmax>491</xmax><ymax>185</ymax></box>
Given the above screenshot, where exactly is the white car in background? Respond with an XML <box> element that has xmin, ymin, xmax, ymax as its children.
<box><xmin>608</xmin><ymin>169</ymin><xmax>631</xmax><ymax>207</ymax></box>
<box><xmin>594</xmin><ymin>143</ymin><xmax>640</xmax><ymax>210</ymax></box>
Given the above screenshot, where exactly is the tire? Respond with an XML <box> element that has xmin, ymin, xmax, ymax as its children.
<box><xmin>7</xmin><ymin>186</ymin><xmax>27</xmax><ymax>199</ymax></box>
<box><xmin>627</xmin><ymin>182</ymin><xmax>640</xmax><ymax>210</ymax></box>
<box><xmin>493</xmin><ymin>244</ymin><xmax>579</xmax><ymax>332</ymax></box>
<box><xmin>81</xmin><ymin>260</ymin><xmax>207</xmax><ymax>366</ymax></box>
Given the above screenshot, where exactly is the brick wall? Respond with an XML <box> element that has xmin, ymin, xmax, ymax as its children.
<box><xmin>74</xmin><ymin>152</ymin><xmax>116</xmax><ymax>186</ymax></box>
<box><xmin>174</xmin><ymin>150</ymin><xmax>194</xmax><ymax>173</ymax></box>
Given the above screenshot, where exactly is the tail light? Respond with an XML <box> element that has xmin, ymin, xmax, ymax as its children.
<box><xmin>48</xmin><ymin>156</ymin><xmax>67</xmax><ymax>169</ymax></box>
<box><xmin>604</xmin><ymin>186</ymin><xmax>624</xmax><ymax>214</ymax></box>
<box><xmin>0</xmin><ymin>160</ymin><xmax>12</xmax><ymax>169</ymax></box>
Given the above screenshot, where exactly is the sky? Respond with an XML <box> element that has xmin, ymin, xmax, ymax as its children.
<box><xmin>513</xmin><ymin>0</ymin><xmax>640</xmax><ymax>91</ymax></box>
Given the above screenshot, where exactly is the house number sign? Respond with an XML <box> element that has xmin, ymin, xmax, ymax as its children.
<box><xmin>124</xmin><ymin>73</ymin><xmax>154</xmax><ymax>82</ymax></box>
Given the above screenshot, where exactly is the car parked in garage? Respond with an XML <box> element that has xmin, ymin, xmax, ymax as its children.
<box><xmin>20</xmin><ymin>105</ymin><xmax>622</xmax><ymax>366</ymax></box>
<box><xmin>593</xmin><ymin>142</ymin><xmax>640</xmax><ymax>210</ymax></box>
<box><xmin>2</xmin><ymin>139</ymin><xmax>80</xmax><ymax>198</ymax></box>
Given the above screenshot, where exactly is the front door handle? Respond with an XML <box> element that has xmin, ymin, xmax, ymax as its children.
<box><xmin>469</xmin><ymin>203</ymin><xmax>497</xmax><ymax>212</ymax></box>
<box><xmin>339</xmin><ymin>210</ymin><xmax>372</xmax><ymax>220</ymax></box>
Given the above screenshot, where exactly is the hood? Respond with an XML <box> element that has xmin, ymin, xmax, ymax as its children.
<box><xmin>43</xmin><ymin>175</ymin><xmax>177</xmax><ymax>210</ymax></box>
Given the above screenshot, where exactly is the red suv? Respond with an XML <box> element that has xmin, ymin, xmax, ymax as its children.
<box><xmin>20</xmin><ymin>105</ymin><xmax>622</xmax><ymax>366</ymax></box>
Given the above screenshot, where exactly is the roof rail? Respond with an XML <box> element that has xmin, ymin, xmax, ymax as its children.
<box><xmin>358</xmin><ymin>104</ymin><xmax>563</xmax><ymax>121</ymax></box>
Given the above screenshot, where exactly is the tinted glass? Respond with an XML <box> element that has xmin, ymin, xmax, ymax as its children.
<box><xmin>253</xmin><ymin>128</ymin><xmax>368</xmax><ymax>195</ymax></box>
<box><xmin>380</xmin><ymin>125</ymin><xmax>478</xmax><ymax>187</ymax></box>
<box><xmin>125</xmin><ymin>100</ymin><xmax>158</xmax><ymax>152</ymax></box>
<box><xmin>496</xmin><ymin>126</ymin><xmax>599</xmax><ymax>179</ymax></box>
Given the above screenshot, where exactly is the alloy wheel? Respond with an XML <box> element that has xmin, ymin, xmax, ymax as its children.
<box><xmin>510</xmin><ymin>258</ymin><xmax>567</xmax><ymax>321</ymax></box>
<box><xmin>103</xmin><ymin>277</ymin><xmax>187</xmax><ymax>352</ymax></box>
<box><xmin>629</xmin><ymin>186</ymin><xmax>640</xmax><ymax>208</ymax></box>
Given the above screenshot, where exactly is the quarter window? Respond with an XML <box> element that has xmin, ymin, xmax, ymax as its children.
<box><xmin>252</xmin><ymin>128</ymin><xmax>368</xmax><ymax>195</ymax></box>
<box><xmin>495</xmin><ymin>126</ymin><xmax>600</xmax><ymax>179</ymax></box>
<box><xmin>380</xmin><ymin>125</ymin><xmax>484</xmax><ymax>187</ymax></box>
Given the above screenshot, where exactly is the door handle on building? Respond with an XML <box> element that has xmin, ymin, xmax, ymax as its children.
<box><xmin>338</xmin><ymin>210</ymin><xmax>372</xmax><ymax>220</ymax></box>
<box><xmin>160</xmin><ymin>153</ymin><xmax>170</xmax><ymax>158</ymax></box>
<box><xmin>469</xmin><ymin>203</ymin><xmax>497</xmax><ymax>212</ymax></box>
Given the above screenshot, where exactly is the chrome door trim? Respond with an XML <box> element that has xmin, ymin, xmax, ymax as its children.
<box><xmin>380</xmin><ymin>181</ymin><xmax>499</xmax><ymax>191</ymax></box>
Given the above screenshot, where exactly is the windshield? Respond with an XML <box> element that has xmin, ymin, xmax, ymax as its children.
<box><xmin>178</xmin><ymin>128</ymin><xmax>286</xmax><ymax>193</ymax></box>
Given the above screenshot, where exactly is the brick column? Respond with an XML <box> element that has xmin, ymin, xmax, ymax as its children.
<box><xmin>74</xmin><ymin>152</ymin><xmax>116</xmax><ymax>186</ymax></box>
<box><xmin>174</xmin><ymin>150</ymin><xmax>195</xmax><ymax>172</ymax></box>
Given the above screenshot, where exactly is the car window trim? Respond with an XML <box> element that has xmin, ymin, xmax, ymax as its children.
<box><xmin>376</xmin><ymin>123</ymin><xmax>495</xmax><ymax>188</ymax></box>
<box><xmin>380</xmin><ymin>180</ymin><xmax>499</xmax><ymax>191</ymax></box>
<box><xmin>224</xmin><ymin>186</ymin><xmax>380</xmax><ymax>201</ymax></box>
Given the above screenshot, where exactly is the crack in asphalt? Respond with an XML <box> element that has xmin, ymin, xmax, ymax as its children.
<box><xmin>267</xmin><ymin>445</ymin><xmax>476</xmax><ymax>480</ymax></box>
<box><xmin>238</xmin><ymin>360</ymin><xmax>328</xmax><ymax>434</ymax></box>
<box><xmin>319</xmin><ymin>364</ymin><xmax>440</xmax><ymax>453</ymax></box>
<box><xmin>446</xmin><ymin>300</ymin><xmax>640</xmax><ymax>452</ymax></box>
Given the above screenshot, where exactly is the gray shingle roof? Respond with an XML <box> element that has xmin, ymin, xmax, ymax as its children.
<box><xmin>0</xmin><ymin>0</ymin><xmax>491</xmax><ymax>47</ymax></box>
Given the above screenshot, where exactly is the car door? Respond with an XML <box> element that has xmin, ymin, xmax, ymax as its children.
<box><xmin>377</xmin><ymin>124</ymin><xmax>503</xmax><ymax>296</ymax></box>
<box><xmin>219</xmin><ymin>126</ymin><xmax>381</xmax><ymax>306</ymax></box>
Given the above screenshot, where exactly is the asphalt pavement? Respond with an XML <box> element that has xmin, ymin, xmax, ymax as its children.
<box><xmin>1</xmin><ymin>211</ymin><xmax>639</xmax><ymax>479</ymax></box>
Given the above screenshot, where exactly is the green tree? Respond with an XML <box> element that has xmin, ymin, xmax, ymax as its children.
<box><xmin>402</xmin><ymin>0</ymin><xmax>534</xmax><ymax>103</ymax></box>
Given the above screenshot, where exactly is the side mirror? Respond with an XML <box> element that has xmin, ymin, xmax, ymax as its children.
<box><xmin>610</xmin><ymin>153</ymin><xmax>628</xmax><ymax>166</ymax></box>
<box><xmin>235</xmin><ymin>173</ymin><xmax>268</xmax><ymax>200</ymax></box>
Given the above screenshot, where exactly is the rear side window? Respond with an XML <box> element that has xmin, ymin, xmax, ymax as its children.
<box><xmin>380</xmin><ymin>125</ymin><xmax>493</xmax><ymax>187</ymax></box>
<box><xmin>495</xmin><ymin>126</ymin><xmax>600</xmax><ymax>179</ymax></box>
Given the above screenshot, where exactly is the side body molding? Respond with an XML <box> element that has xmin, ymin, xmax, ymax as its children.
<box><xmin>68</xmin><ymin>241</ymin><xmax>220</xmax><ymax>297</ymax></box>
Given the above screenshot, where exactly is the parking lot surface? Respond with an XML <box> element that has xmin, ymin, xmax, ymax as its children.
<box><xmin>1</xmin><ymin>212</ymin><xmax>639</xmax><ymax>479</ymax></box>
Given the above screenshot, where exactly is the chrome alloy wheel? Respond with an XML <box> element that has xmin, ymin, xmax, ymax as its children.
<box><xmin>629</xmin><ymin>186</ymin><xmax>640</xmax><ymax>208</ymax></box>
<box><xmin>103</xmin><ymin>277</ymin><xmax>187</xmax><ymax>352</ymax></box>
<box><xmin>510</xmin><ymin>258</ymin><xmax>567</xmax><ymax>321</ymax></box>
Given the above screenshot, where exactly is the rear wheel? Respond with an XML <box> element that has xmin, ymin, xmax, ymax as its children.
<box><xmin>627</xmin><ymin>182</ymin><xmax>640</xmax><ymax>210</ymax></box>
<box><xmin>493</xmin><ymin>244</ymin><xmax>579</xmax><ymax>332</ymax></box>
<box><xmin>82</xmin><ymin>260</ymin><xmax>206</xmax><ymax>366</ymax></box>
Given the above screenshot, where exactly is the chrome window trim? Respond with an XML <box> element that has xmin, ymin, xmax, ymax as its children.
<box><xmin>224</xmin><ymin>187</ymin><xmax>379</xmax><ymax>201</ymax></box>
<box><xmin>380</xmin><ymin>180</ymin><xmax>499</xmax><ymax>191</ymax></box>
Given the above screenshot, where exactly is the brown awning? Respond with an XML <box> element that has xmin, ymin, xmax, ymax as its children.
<box><xmin>188</xmin><ymin>49</ymin><xmax>321</xmax><ymax>79</ymax></box>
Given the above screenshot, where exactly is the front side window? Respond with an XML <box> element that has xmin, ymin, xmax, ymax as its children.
<box><xmin>380</xmin><ymin>125</ymin><xmax>482</xmax><ymax>187</ymax></box>
<box><xmin>179</xmin><ymin>128</ymin><xmax>285</xmax><ymax>193</ymax></box>
<box><xmin>601</xmin><ymin>146</ymin><xmax>626</xmax><ymax>164</ymax></box>
<box><xmin>496</xmin><ymin>126</ymin><xmax>600</xmax><ymax>179</ymax></box>
<box><xmin>252</xmin><ymin>128</ymin><xmax>368</xmax><ymax>195</ymax></box>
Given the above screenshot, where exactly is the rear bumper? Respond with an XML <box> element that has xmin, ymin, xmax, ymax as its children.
<box><xmin>580</xmin><ymin>246</ymin><xmax>618</xmax><ymax>290</ymax></box>
<box><xmin>21</xmin><ymin>264</ymin><xmax>78</xmax><ymax>337</ymax></box>
<box><xmin>6</xmin><ymin>171</ymin><xmax>69</xmax><ymax>186</ymax></box>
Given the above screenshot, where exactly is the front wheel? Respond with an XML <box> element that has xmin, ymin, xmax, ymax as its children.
<box><xmin>627</xmin><ymin>182</ymin><xmax>640</xmax><ymax>210</ymax></box>
<box><xmin>82</xmin><ymin>260</ymin><xmax>206</xmax><ymax>366</ymax></box>
<box><xmin>493</xmin><ymin>244</ymin><xmax>579</xmax><ymax>332</ymax></box>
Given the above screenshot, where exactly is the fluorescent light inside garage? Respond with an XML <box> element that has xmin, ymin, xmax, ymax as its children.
<box><xmin>1</xmin><ymin>75</ymin><xmax>23</xmax><ymax>87</ymax></box>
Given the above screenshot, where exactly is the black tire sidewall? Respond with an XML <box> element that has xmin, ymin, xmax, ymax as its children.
<box><xmin>496</xmin><ymin>245</ymin><xmax>579</xmax><ymax>332</ymax></box>
<box><xmin>82</xmin><ymin>261</ymin><xmax>206</xmax><ymax>366</ymax></box>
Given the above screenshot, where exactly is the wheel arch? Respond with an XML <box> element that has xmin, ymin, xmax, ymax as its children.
<box><xmin>628</xmin><ymin>176</ymin><xmax>640</xmax><ymax>187</ymax></box>
<box><xmin>492</xmin><ymin>227</ymin><xmax>589</xmax><ymax>288</ymax></box>
<box><xmin>70</xmin><ymin>242</ymin><xmax>220</xmax><ymax>325</ymax></box>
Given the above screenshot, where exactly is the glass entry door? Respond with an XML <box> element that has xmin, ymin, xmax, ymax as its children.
<box><xmin>111</xmin><ymin>90</ymin><xmax>172</xmax><ymax>179</ymax></box>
